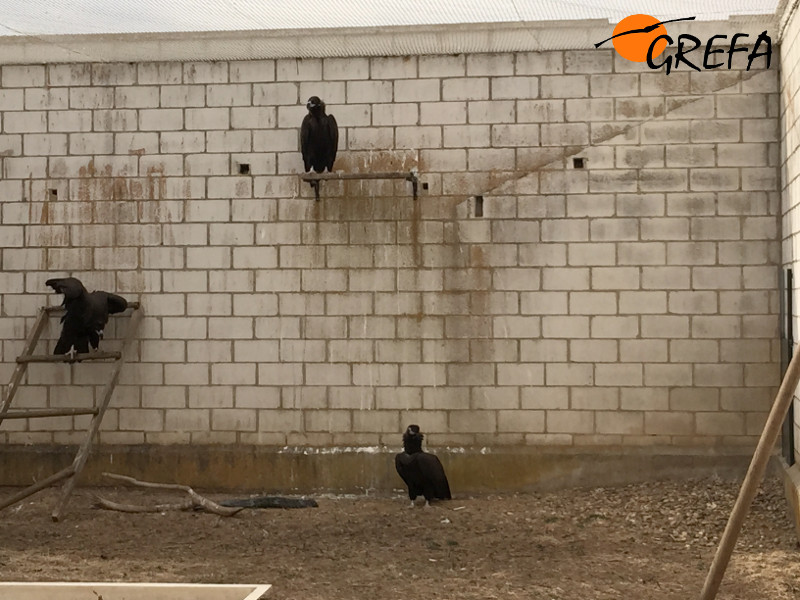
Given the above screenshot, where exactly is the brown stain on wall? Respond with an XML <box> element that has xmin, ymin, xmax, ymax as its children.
<box><xmin>409</xmin><ymin>190</ymin><xmax>422</xmax><ymax>267</ymax></box>
<box><xmin>76</xmin><ymin>161</ymin><xmax>166</xmax><ymax>205</ymax></box>
<box><xmin>146</xmin><ymin>165</ymin><xmax>166</xmax><ymax>199</ymax></box>
<box><xmin>141</xmin><ymin>165</ymin><xmax>167</xmax><ymax>221</ymax></box>
<box><xmin>332</xmin><ymin>150</ymin><xmax>418</xmax><ymax>211</ymax></box>
<box><xmin>77</xmin><ymin>159</ymin><xmax>97</xmax><ymax>203</ymax></box>
<box><xmin>68</xmin><ymin>159</ymin><xmax>169</xmax><ymax>241</ymax></box>
<box><xmin>465</xmin><ymin>243</ymin><xmax>490</xmax><ymax>347</ymax></box>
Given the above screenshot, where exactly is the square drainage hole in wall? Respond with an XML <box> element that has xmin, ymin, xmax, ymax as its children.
<box><xmin>474</xmin><ymin>195</ymin><xmax>484</xmax><ymax>218</ymax></box>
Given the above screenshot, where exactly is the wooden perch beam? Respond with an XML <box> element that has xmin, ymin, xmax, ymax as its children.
<box><xmin>1</xmin><ymin>408</ymin><xmax>98</xmax><ymax>419</ymax></box>
<box><xmin>45</xmin><ymin>301</ymin><xmax>141</xmax><ymax>313</ymax></box>
<box><xmin>300</xmin><ymin>171</ymin><xmax>417</xmax><ymax>182</ymax></box>
<box><xmin>17</xmin><ymin>351</ymin><xmax>122</xmax><ymax>363</ymax></box>
<box><xmin>299</xmin><ymin>171</ymin><xmax>419</xmax><ymax>201</ymax></box>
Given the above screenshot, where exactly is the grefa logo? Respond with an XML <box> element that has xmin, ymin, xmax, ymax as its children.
<box><xmin>595</xmin><ymin>14</ymin><xmax>772</xmax><ymax>74</ymax></box>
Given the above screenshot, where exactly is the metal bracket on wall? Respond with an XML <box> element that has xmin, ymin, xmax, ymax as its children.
<box><xmin>300</xmin><ymin>171</ymin><xmax>419</xmax><ymax>201</ymax></box>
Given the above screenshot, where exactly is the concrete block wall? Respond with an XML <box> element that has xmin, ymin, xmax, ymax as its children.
<box><xmin>782</xmin><ymin>2</ymin><xmax>800</xmax><ymax>465</ymax></box>
<box><xmin>0</xmin><ymin>47</ymin><xmax>781</xmax><ymax>450</ymax></box>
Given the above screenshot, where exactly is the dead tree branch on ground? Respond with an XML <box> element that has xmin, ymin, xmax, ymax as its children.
<box><xmin>93</xmin><ymin>472</ymin><xmax>243</xmax><ymax>517</ymax></box>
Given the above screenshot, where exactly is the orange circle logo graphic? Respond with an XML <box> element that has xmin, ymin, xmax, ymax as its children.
<box><xmin>612</xmin><ymin>14</ymin><xmax>668</xmax><ymax>62</ymax></box>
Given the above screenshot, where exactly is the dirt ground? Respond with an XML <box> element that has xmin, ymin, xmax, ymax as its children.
<box><xmin>1</xmin><ymin>474</ymin><xmax>799</xmax><ymax>600</ymax></box>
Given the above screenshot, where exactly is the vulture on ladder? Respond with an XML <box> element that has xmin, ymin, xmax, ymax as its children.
<box><xmin>45</xmin><ymin>277</ymin><xmax>128</xmax><ymax>360</ymax></box>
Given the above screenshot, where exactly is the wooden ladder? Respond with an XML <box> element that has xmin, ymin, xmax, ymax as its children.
<box><xmin>0</xmin><ymin>302</ymin><xmax>143</xmax><ymax>521</ymax></box>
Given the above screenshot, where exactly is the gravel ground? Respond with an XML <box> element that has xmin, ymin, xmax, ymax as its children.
<box><xmin>1</xmin><ymin>474</ymin><xmax>799</xmax><ymax>599</ymax></box>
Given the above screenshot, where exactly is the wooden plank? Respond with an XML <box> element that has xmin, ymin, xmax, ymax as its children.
<box><xmin>1</xmin><ymin>408</ymin><xmax>99</xmax><ymax>419</ymax></box>
<box><xmin>0</xmin><ymin>466</ymin><xmax>75</xmax><ymax>512</ymax></box>
<box><xmin>0</xmin><ymin>582</ymin><xmax>272</xmax><ymax>600</ymax></box>
<box><xmin>52</xmin><ymin>306</ymin><xmax>144</xmax><ymax>521</ymax></box>
<box><xmin>17</xmin><ymin>351</ymin><xmax>122</xmax><ymax>363</ymax></box>
<box><xmin>300</xmin><ymin>171</ymin><xmax>419</xmax><ymax>201</ymax></box>
<box><xmin>45</xmin><ymin>301</ymin><xmax>141</xmax><ymax>313</ymax></box>
<box><xmin>0</xmin><ymin>308</ymin><xmax>48</xmax><ymax>427</ymax></box>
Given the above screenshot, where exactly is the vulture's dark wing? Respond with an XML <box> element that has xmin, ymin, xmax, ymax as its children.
<box><xmin>395</xmin><ymin>452</ymin><xmax>413</xmax><ymax>487</ymax></box>
<box><xmin>53</xmin><ymin>309</ymin><xmax>89</xmax><ymax>354</ymax></box>
<box><xmin>396</xmin><ymin>452</ymin><xmax>423</xmax><ymax>499</ymax></box>
<box><xmin>53</xmin><ymin>315</ymin><xmax>90</xmax><ymax>355</ymax></box>
<box><xmin>47</xmin><ymin>277</ymin><xmax>88</xmax><ymax>355</ymax></box>
<box><xmin>46</xmin><ymin>277</ymin><xmax>86</xmax><ymax>302</ymax></box>
<box><xmin>105</xmin><ymin>292</ymin><xmax>129</xmax><ymax>314</ymax></box>
<box><xmin>85</xmin><ymin>292</ymin><xmax>110</xmax><ymax>326</ymax></box>
<box><xmin>300</xmin><ymin>114</ymin><xmax>313</xmax><ymax>172</ymax></box>
<box><xmin>45</xmin><ymin>278</ymin><xmax>127</xmax><ymax>356</ymax></box>
<box><xmin>325</xmin><ymin>113</ymin><xmax>338</xmax><ymax>172</ymax></box>
<box><xmin>78</xmin><ymin>291</ymin><xmax>129</xmax><ymax>351</ymax></box>
<box><xmin>417</xmin><ymin>453</ymin><xmax>451</xmax><ymax>500</ymax></box>
<box><xmin>85</xmin><ymin>291</ymin><xmax>128</xmax><ymax>315</ymax></box>
<box><xmin>87</xmin><ymin>329</ymin><xmax>101</xmax><ymax>351</ymax></box>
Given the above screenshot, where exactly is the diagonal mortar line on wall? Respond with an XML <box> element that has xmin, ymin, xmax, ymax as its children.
<box><xmin>778</xmin><ymin>0</ymin><xmax>800</xmax><ymax>41</ymax></box>
<box><xmin>474</xmin><ymin>67</ymin><xmax>770</xmax><ymax>200</ymax></box>
<box><xmin>0</xmin><ymin>22</ymin><xmax>99</xmax><ymax>63</ymax></box>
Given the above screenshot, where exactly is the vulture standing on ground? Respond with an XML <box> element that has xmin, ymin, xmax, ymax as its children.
<box><xmin>395</xmin><ymin>424</ymin><xmax>452</xmax><ymax>508</ymax></box>
<box><xmin>300</xmin><ymin>96</ymin><xmax>338</xmax><ymax>173</ymax></box>
<box><xmin>45</xmin><ymin>277</ymin><xmax>128</xmax><ymax>360</ymax></box>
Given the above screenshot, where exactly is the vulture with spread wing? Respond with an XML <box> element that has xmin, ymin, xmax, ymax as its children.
<box><xmin>45</xmin><ymin>277</ymin><xmax>128</xmax><ymax>360</ymax></box>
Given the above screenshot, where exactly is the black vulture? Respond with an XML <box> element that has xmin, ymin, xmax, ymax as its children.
<box><xmin>395</xmin><ymin>424</ymin><xmax>451</xmax><ymax>508</ymax></box>
<box><xmin>45</xmin><ymin>277</ymin><xmax>128</xmax><ymax>360</ymax></box>
<box><xmin>300</xmin><ymin>96</ymin><xmax>338</xmax><ymax>173</ymax></box>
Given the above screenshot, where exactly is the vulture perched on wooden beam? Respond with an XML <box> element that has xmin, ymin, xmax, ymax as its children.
<box><xmin>45</xmin><ymin>277</ymin><xmax>128</xmax><ymax>360</ymax></box>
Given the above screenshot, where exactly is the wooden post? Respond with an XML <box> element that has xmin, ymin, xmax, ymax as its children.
<box><xmin>51</xmin><ymin>307</ymin><xmax>144</xmax><ymax>521</ymax></box>
<box><xmin>0</xmin><ymin>302</ymin><xmax>144</xmax><ymax>519</ymax></box>
<box><xmin>699</xmin><ymin>347</ymin><xmax>800</xmax><ymax>600</ymax></box>
<box><xmin>0</xmin><ymin>309</ymin><xmax>48</xmax><ymax>426</ymax></box>
<box><xmin>0</xmin><ymin>466</ymin><xmax>74</xmax><ymax>512</ymax></box>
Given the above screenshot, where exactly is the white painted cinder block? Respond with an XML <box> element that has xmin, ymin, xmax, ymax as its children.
<box><xmin>2</xmin><ymin>65</ymin><xmax>46</xmax><ymax>87</ymax></box>
<box><xmin>0</xmin><ymin>44</ymin><xmax>783</xmax><ymax>450</ymax></box>
<box><xmin>139</xmin><ymin>108</ymin><xmax>183</xmax><ymax>131</ymax></box>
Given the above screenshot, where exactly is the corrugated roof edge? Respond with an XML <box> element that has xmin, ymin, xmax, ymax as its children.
<box><xmin>0</xmin><ymin>16</ymin><xmax>779</xmax><ymax>65</ymax></box>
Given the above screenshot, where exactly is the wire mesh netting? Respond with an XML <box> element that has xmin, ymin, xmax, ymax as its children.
<box><xmin>0</xmin><ymin>1</ymin><xmax>783</xmax><ymax>64</ymax></box>
<box><xmin>0</xmin><ymin>0</ymin><xmax>782</xmax><ymax>36</ymax></box>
